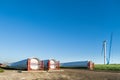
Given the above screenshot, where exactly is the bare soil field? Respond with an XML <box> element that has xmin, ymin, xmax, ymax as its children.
<box><xmin>0</xmin><ymin>69</ymin><xmax>120</xmax><ymax>80</ymax></box>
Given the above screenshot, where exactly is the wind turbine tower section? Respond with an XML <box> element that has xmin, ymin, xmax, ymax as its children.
<box><xmin>103</xmin><ymin>40</ymin><xmax>107</xmax><ymax>65</ymax></box>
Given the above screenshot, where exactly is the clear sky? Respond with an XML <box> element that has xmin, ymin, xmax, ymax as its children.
<box><xmin>0</xmin><ymin>0</ymin><xmax>120</xmax><ymax>64</ymax></box>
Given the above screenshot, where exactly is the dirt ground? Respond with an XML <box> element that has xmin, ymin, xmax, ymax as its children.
<box><xmin>0</xmin><ymin>69</ymin><xmax>120</xmax><ymax>80</ymax></box>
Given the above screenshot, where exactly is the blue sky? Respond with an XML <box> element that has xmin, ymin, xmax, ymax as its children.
<box><xmin>0</xmin><ymin>0</ymin><xmax>120</xmax><ymax>64</ymax></box>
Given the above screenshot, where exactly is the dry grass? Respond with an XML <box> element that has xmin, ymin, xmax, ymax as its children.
<box><xmin>0</xmin><ymin>69</ymin><xmax>120</xmax><ymax>80</ymax></box>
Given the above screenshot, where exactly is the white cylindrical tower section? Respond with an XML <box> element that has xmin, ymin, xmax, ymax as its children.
<box><xmin>29</xmin><ymin>58</ymin><xmax>39</xmax><ymax>70</ymax></box>
<box><xmin>60</xmin><ymin>61</ymin><xmax>94</xmax><ymax>70</ymax></box>
<box><xmin>8</xmin><ymin>58</ymin><xmax>44</xmax><ymax>71</ymax></box>
<box><xmin>43</xmin><ymin>59</ymin><xmax>60</xmax><ymax>70</ymax></box>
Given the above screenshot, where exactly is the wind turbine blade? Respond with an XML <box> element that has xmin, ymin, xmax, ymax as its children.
<box><xmin>101</xmin><ymin>43</ymin><xmax>104</xmax><ymax>56</ymax></box>
<box><xmin>108</xmin><ymin>32</ymin><xmax>113</xmax><ymax>64</ymax></box>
